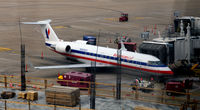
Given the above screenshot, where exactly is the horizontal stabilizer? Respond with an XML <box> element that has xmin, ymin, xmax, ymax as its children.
<box><xmin>22</xmin><ymin>19</ymin><xmax>59</xmax><ymax>42</ymax></box>
<box><xmin>21</xmin><ymin>19</ymin><xmax>51</xmax><ymax>25</ymax></box>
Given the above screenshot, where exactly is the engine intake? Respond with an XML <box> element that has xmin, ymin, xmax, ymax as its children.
<box><xmin>65</xmin><ymin>45</ymin><xmax>71</xmax><ymax>53</ymax></box>
<box><xmin>55</xmin><ymin>43</ymin><xmax>71</xmax><ymax>53</ymax></box>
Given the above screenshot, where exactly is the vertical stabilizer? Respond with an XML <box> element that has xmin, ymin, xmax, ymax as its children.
<box><xmin>22</xmin><ymin>19</ymin><xmax>59</xmax><ymax>42</ymax></box>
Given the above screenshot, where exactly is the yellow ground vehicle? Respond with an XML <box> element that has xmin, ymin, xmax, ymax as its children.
<box><xmin>191</xmin><ymin>64</ymin><xmax>200</xmax><ymax>76</ymax></box>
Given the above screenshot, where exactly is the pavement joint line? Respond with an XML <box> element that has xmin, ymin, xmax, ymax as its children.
<box><xmin>135</xmin><ymin>17</ymin><xmax>145</xmax><ymax>20</ymax></box>
<box><xmin>53</xmin><ymin>25</ymin><xmax>67</xmax><ymax>29</ymax></box>
<box><xmin>104</xmin><ymin>17</ymin><xmax>146</xmax><ymax>21</ymax></box>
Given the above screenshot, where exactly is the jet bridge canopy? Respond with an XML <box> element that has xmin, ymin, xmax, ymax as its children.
<box><xmin>139</xmin><ymin>43</ymin><xmax>168</xmax><ymax>65</ymax></box>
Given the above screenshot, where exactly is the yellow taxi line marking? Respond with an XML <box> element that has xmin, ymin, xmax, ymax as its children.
<box><xmin>0</xmin><ymin>47</ymin><xmax>12</xmax><ymax>51</ymax></box>
<box><xmin>104</xmin><ymin>18</ymin><xmax>118</xmax><ymax>21</ymax></box>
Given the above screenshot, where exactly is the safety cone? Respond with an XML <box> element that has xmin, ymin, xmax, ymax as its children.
<box><xmin>25</xmin><ymin>64</ymin><xmax>28</xmax><ymax>72</ymax></box>
<box><xmin>154</xmin><ymin>24</ymin><xmax>157</xmax><ymax>29</ymax></box>
<box><xmin>154</xmin><ymin>29</ymin><xmax>156</xmax><ymax>35</ymax></box>
<box><xmin>41</xmin><ymin>51</ymin><xmax>44</xmax><ymax>59</ymax></box>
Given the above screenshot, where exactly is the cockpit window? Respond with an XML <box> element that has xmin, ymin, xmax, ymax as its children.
<box><xmin>148</xmin><ymin>61</ymin><xmax>163</xmax><ymax>66</ymax></box>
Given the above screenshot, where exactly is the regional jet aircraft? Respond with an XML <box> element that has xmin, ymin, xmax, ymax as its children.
<box><xmin>22</xmin><ymin>20</ymin><xmax>173</xmax><ymax>75</ymax></box>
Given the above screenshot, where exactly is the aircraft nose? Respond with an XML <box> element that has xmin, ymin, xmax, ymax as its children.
<box><xmin>167</xmin><ymin>67</ymin><xmax>174</xmax><ymax>75</ymax></box>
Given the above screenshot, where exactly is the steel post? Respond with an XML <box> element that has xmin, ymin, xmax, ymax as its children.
<box><xmin>116</xmin><ymin>50</ymin><xmax>121</xmax><ymax>100</ymax></box>
<box><xmin>21</xmin><ymin>44</ymin><xmax>26</xmax><ymax>91</ymax></box>
<box><xmin>90</xmin><ymin>62</ymin><xmax>96</xmax><ymax>109</ymax></box>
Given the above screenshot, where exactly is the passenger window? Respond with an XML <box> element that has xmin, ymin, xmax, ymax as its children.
<box><xmin>148</xmin><ymin>61</ymin><xmax>163</xmax><ymax>66</ymax></box>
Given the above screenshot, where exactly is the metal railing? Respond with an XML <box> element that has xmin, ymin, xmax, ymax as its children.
<box><xmin>0</xmin><ymin>75</ymin><xmax>199</xmax><ymax>110</ymax></box>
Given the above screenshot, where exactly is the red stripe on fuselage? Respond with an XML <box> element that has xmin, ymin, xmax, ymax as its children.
<box><xmin>53</xmin><ymin>50</ymin><xmax>173</xmax><ymax>75</ymax></box>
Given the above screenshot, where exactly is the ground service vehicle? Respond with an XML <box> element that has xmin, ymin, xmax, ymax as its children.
<box><xmin>131</xmin><ymin>79</ymin><xmax>154</xmax><ymax>92</ymax></box>
<box><xmin>119</xmin><ymin>13</ymin><xmax>128</xmax><ymax>22</ymax></box>
<box><xmin>191</xmin><ymin>64</ymin><xmax>200</xmax><ymax>76</ymax></box>
<box><xmin>57</xmin><ymin>72</ymin><xmax>92</xmax><ymax>88</ymax></box>
<box><xmin>165</xmin><ymin>79</ymin><xmax>193</xmax><ymax>96</ymax></box>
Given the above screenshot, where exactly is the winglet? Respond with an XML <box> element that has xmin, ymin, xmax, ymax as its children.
<box><xmin>120</xmin><ymin>38</ymin><xmax>127</xmax><ymax>51</ymax></box>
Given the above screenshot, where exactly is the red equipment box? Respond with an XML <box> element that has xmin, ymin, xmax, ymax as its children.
<box><xmin>57</xmin><ymin>72</ymin><xmax>92</xmax><ymax>88</ymax></box>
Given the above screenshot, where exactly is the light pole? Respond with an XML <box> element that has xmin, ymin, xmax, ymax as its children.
<box><xmin>90</xmin><ymin>30</ymin><xmax>100</xmax><ymax>109</ymax></box>
<box><xmin>116</xmin><ymin>33</ymin><xmax>121</xmax><ymax>100</ymax></box>
<box><xmin>19</xmin><ymin>18</ymin><xmax>26</xmax><ymax>91</ymax></box>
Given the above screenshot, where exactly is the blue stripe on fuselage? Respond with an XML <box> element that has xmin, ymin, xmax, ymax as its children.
<box><xmin>45</xmin><ymin>42</ymin><xmax>166</xmax><ymax>68</ymax></box>
<box><xmin>71</xmin><ymin>49</ymin><xmax>166</xmax><ymax>67</ymax></box>
<box><xmin>45</xmin><ymin>43</ymin><xmax>51</xmax><ymax>47</ymax></box>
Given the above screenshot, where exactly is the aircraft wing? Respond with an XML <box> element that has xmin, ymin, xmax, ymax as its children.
<box><xmin>34</xmin><ymin>63</ymin><xmax>113</xmax><ymax>69</ymax></box>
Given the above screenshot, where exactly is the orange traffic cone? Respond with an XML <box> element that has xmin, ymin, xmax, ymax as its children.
<box><xmin>154</xmin><ymin>24</ymin><xmax>157</xmax><ymax>29</ymax></box>
<box><xmin>41</xmin><ymin>51</ymin><xmax>44</xmax><ymax>59</ymax></box>
<box><xmin>25</xmin><ymin>64</ymin><xmax>28</xmax><ymax>72</ymax></box>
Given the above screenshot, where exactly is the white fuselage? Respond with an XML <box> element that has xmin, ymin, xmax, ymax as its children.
<box><xmin>45</xmin><ymin>40</ymin><xmax>173</xmax><ymax>75</ymax></box>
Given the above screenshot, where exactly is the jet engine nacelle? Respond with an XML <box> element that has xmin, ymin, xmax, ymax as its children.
<box><xmin>55</xmin><ymin>43</ymin><xmax>71</xmax><ymax>53</ymax></box>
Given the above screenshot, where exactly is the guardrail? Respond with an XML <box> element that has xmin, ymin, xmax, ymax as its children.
<box><xmin>0</xmin><ymin>99</ymin><xmax>93</xmax><ymax>110</ymax></box>
<box><xmin>0</xmin><ymin>75</ymin><xmax>199</xmax><ymax>110</ymax></box>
